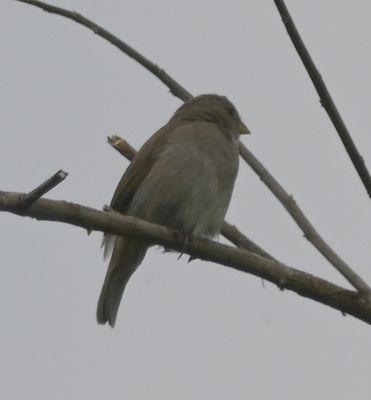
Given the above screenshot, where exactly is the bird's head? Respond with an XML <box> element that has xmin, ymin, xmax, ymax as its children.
<box><xmin>172</xmin><ymin>94</ymin><xmax>250</xmax><ymax>139</ymax></box>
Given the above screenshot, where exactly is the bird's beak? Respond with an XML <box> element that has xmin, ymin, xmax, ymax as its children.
<box><xmin>238</xmin><ymin>121</ymin><xmax>251</xmax><ymax>135</ymax></box>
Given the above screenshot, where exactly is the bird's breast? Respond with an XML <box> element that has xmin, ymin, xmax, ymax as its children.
<box><xmin>129</xmin><ymin>123</ymin><xmax>239</xmax><ymax>237</ymax></box>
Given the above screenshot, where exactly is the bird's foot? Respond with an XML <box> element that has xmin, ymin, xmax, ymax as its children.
<box><xmin>102</xmin><ymin>204</ymin><xmax>114</xmax><ymax>212</ymax></box>
<box><xmin>173</xmin><ymin>231</ymin><xmax>193</xmax><ymax>260</ymax></box>
<box><xmin>187</xmin><ymin>254</ymin><xmax>196</xmax><ymax>263</ymax></box>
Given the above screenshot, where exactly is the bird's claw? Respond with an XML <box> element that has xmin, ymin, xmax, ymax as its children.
<box><xmin>174</xmin><ymin>231</ymin><xmax>192</xmax><ymax>260</ymax></box>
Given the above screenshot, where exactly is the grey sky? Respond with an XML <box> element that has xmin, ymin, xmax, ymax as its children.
<box><xmin>1</xmin><ymin>1</ymin><xmax>371</xmax><ymax>399</ymax></box>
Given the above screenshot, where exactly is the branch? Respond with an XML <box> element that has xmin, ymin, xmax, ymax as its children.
<box><xmin>107</xmin><ymin>135</ymin><xmax>137</xmax><ymax>161</ymax></box>
<box><xmin>20</xmin><ymin>169</ymin><xmax>68</xmax><ymax>208</ymax></box>
<box><xmin>239</xmin><ymin>144</ymin><xmax>371</xmax><ymax>294</ymax></box>
<box><xmin>273</xmin><ymin>0</ymin><xmax>371</xmax><ymax>199</ymax></box>
<box><xmin>14</xmin><ymin>0</ymin><xmax>192</xmax><ymax>102</ymax></box>
<box><xmin>220</xmin><ymin>223</ymin><xmax>277</xmax><ymax>262</ymax></box>
<box><xmin>15</xmin><ymin>0</ymin><xmax>370</xmax><ymax>293</ymax></box>
<box><xmin>1</xmin><ymin>190</ymin><xmax>371</xmax><ymax>325</ymax></box>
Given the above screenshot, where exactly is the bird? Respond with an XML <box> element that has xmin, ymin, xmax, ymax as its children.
<box><xmin>97</xmin><ymin>94</ymin><xmax>250</xmax><ymax>327</ymax></box>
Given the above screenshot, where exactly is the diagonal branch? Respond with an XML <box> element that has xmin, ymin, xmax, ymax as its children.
<box><xmin>14</xmin><ymin>0</ymin><xmax>370</xmax><ymax>294</ymax></box>
<box><xmin>239</xmin><ymin>144</ymin><xmax>371</xmax><ymax>294</ymax></box>
<box><xmin>14</xmin><ymin>0</ymin><xmax>192</xmax><ymax>102</ymax></box>
<box><xmin>273</xmin><ymin>0</ymin><xmax>371</xmax><ymax>199</ymax></box>
<box><xmin>1</xmin><ymin>190</ymin><xmax>371</xmax><ymax>325</ymax></box>
<box><xmin>20</xmin><ymin>169</ymin><xmax>68</xmax><ymax>208</ymax></box>
<box><xmin>221</xmin><ymin>223</ymin><xmax>277</xmax><ymax>262</ymax></box>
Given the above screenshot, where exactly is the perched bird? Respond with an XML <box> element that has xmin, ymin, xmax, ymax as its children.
<box><xmin>97</xmin><ymin>94</ymin><xmax>250</xmax><ymax>327</ymax></box>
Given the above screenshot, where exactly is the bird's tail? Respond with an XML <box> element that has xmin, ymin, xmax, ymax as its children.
<box><xmin>97</xmin><ymin>237</ymin><xmax>147</xmax><ymax>327</ymax></box>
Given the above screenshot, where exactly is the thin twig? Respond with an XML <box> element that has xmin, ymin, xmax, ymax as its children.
<box><xmin>107</xmin><ymin>135</ymin><xmax>277</xmax><ymax>260</ymax></box>
<box><xmin>14</xmin><ymin>0</ymin><xmax>192</xmax><ymax>102</ymax></box>
<box><xmin>15</xmin><ymin>0</ymin><xmax>370</xmax><ymax>293</ymax></box>
<box><xmin>273</xmin><ymin>0</ymin><xmax>371</xmax><ymax>199</ymax></box>
<box><xmin>1</xmin><ymin>190</ymin><xmax>371</xmax><ymax>325</ymax></box>
<box><xmin>108</xmin><ymin>135</ymin><xmax>136</xmax><ymax>161</ymax></box>
<box><xmin>20</xmin><ymin>169</ymin><xmax>68</xmax><ymax>208</ymax></box>
<box><xmin>221</xmin><ymin>223</ymin><xmax>277</xmax><ymax>262</ymax></box>
<box><xmin>239</xmin><ymin>143</ymin><xmax>371</xmax><ymax>294</ymax></box>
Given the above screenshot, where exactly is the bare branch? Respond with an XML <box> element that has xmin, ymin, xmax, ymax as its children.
<box><xmin>273</xmin><ymin>0</ymin><xmax>371</xmax><ymax>199</ymax></box>
<box><xmin>1</xmin><ymin>190</ymin><xmax>371</xmax><ymax>325</ymax></box>
<box><xmin>220</xmin><ymin>223</ymin><xmax>277</xmax><ymax>262</ymax></box>
<box><xmin>14</xmin><ymin>0</ymin><xmax>192</xmax><ymax>102</ymax></box>
<box><xmin>20</xmin><ymin>169</ymin><xmax>68</xmax><ymax>208</ymax></box>
<box><xmin>108</xmin><ymin>135</ymin><xmax>136</xmax><ymax>161</ymax></box>
<box><xmin>239</xmin><ymin>143</ymin><xmax>371</xmax><ymax>294</ymax></box>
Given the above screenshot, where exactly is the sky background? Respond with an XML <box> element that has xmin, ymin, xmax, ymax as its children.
<box><xmin>1</xmin><ymin>1</ymin><xmax>371</xmax><ymax>399</ymax></box>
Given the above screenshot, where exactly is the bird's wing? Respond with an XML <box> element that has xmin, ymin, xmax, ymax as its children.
<box><xmin>102</xmin><ymin>123</ymin><xmax>175</xmax><ymax>259</ymax></box>
<box><xmin>109</xmin><ymin>123</ymin><xmax>174</xmax><ymax>213</ymax></box>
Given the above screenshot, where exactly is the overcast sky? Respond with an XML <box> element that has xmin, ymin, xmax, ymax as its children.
<box><xmin>1</xmin><ymin>1</ymin><xmax>371</xmax><ymax>399</ymax></box>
